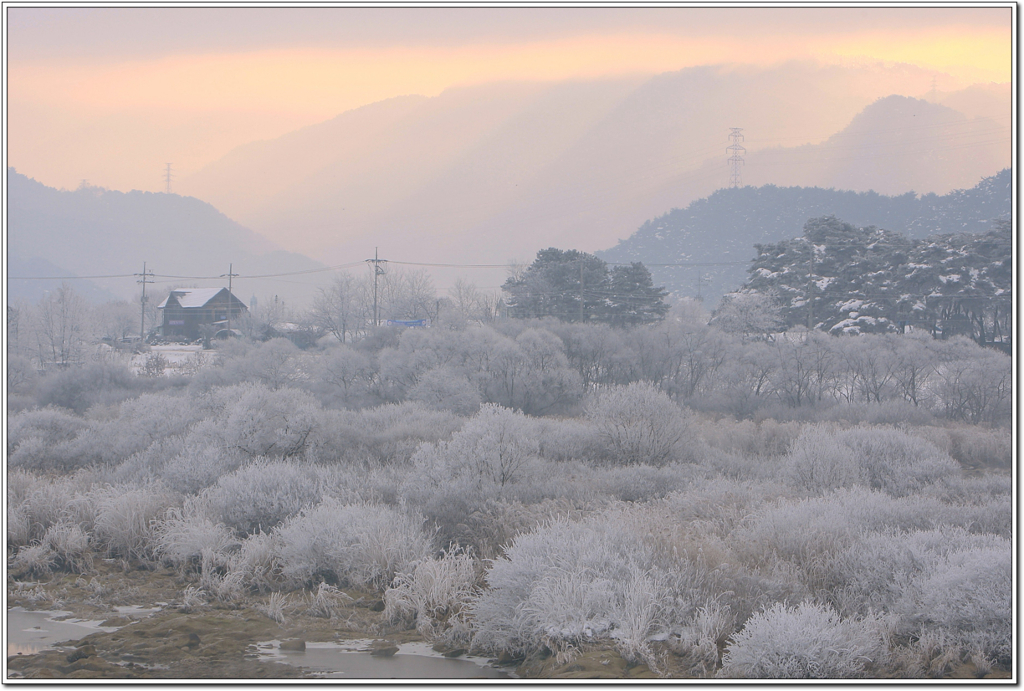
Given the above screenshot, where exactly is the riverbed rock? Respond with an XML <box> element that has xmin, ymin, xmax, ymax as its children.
<box><xmin>66</xmin><ymin>645</ymin><xmax>96</xmax><ymax>663</ymax></box>
<box><xmin>279</xmin><ymin>639</ymin><xmax>306</xmax><ymax>651</ymax></box>
<box><xmin>370</xmin><ymin>641</ymin><xmax>399</xmax><ymax>657</ymax></box>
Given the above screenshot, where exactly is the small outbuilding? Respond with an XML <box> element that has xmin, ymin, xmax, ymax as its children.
<box><xmin>157</xmin><ymin>288</ymin><xmax>248</xmax><ymax>341</ymax></box>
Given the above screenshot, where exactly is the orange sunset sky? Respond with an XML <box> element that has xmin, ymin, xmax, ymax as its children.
<box><xmin>5</xmin><ymin>5</ymin><xmax>1013</xmax><ymax>194</ymax></box>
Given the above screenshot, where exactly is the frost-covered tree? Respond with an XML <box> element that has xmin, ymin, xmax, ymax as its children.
<box><xmin>34</xmin><ymin>282</ymin><xmax>87</xmax><ymax>370</ymax></box>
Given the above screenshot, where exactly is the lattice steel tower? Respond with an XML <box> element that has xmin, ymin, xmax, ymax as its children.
<box><xmin>727</xmin><ymin>128</ymin><xmax>746</xmax><ymax>188</ymax></box>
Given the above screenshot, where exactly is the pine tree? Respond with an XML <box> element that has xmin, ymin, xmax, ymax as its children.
<box><xmin>502</xmin><ymin>249</ymin><xmax>667</xmax><ymax>326</ymax></box>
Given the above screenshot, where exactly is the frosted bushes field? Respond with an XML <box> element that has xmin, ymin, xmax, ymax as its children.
<box><xmin>5</xmin><ymin>334</ymin><xmax>1012</xmax><ymax>679</ymax></box>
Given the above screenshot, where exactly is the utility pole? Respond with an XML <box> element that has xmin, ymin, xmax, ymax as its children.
<box><xmin>164</xmin><ymin>163</ymin><xmax>173</xmax><ymax>194</ymax></box>
<box><xmin>135</xmin><ymin>262</ymin><xmax>155</xmax><ymax>343</ymax></box>
<box><xmin>727</xmin><ymin>128</ymin><xmax>746</xmax><ymax>188</ymax></box>
<box><xmin>221</xmin><ymin>263</ymin><xmax>239</xmax><ymax>336</ymax></box>
<box><xmin>366</xmin><ymin>248</ymin><xmax>387</xmax><ymax>327</ymax></box>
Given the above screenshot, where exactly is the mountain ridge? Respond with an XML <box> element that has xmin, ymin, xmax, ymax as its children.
<box><xmin>597</xmin><ymin>168</ymin><xmax>1011</xmax><ymax>305</ymax></box>
<box><xmin>175</xmin><ymin>61</ymin><xmax>1008</xmax><ymax>268</ymax></box>
<box><xmin>6</xmin><ymin>169</ymin><xmax>329</xmax><ymax>306</ymax></box>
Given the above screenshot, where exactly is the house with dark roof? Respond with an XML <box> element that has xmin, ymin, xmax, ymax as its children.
<box><xmin>157</xmin><ymin>287</ymin><xmax>248</xmax><ymax>341</ymax></box>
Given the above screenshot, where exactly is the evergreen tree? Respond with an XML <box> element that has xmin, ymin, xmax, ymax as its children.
<box><xmin>605</xmin><ymin>262</ymin><xmax>670</xmax><ymax>327</ymax></box>
<box><xmin>503</xmin><ymin>249</ymin><xmax>667</xmax><ymax>326</ymax></box>
<box><xmin>737</xmin><ymin>216</ymin><xmax>1011</xmax><ymax>345</ymax></box>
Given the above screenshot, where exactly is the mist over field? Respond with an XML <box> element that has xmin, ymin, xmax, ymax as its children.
<box><xmin>4</xmin><ymin>4</ymin><xmax>1014</xmax><ymax>682</ymax></box>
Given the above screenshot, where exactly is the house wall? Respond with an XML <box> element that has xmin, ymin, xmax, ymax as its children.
<box><xmin>160</xmin><ymin>293</ymin><xmax>247</xmax><ymax>341</ymax></box>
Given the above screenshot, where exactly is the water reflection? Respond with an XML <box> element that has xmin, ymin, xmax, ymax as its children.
<box><xmin>258</xmin><ymin>640</ymin><xmax>512</xmax><ymax>679</ymax></box>
<box><xmin>6</xmin><ymin>609</ymin><xmax>118</xmax><ymax>657</ymax></box>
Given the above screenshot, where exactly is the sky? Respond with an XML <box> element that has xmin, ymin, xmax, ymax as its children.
<box><xmin>5</xmin><ymin>5</ymin><xmax>1013</xmax><ymax>195</ymax></box>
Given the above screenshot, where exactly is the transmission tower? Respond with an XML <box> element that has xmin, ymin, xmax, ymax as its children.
<box><xmin>695</xmin><ymin>270</ymin><xmax>712</xmax><ymax>302</ymax></box>
<box><xmin>727</xmin><ymin>128</ymin><xmax>746</xmax><ymax>188</ymax></box>
<box><xmin>164</xmin><ymin>163</ymin><xmax>174</xmax><ymax>194</ymax></box>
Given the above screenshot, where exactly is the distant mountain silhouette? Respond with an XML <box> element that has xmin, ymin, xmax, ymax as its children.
<box><xmin>7</xmin><ymin>255</ymin><xmax>121</xmax><ymax>304</ymax></box>
<box><xmin>740</xmin><ymin>95</ymin><xmax>1009</xmax><ymax>195</ymax></box>
<box><xmin>597</xmin><ymin>169</ymin><xmax>1011</xmax><ymax>305</ymax></box>
<box><xmin>7</xmin><ymin>169</ymin><xmax>327</xmax><ymax>305</ymax></box>
<box><xmin>178</xmin><ymin>61</ymin><xmax>1008</xmax><ymax>270</ymax></box>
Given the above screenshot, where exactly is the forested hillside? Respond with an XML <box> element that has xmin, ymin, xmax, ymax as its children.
<box><xmin>599</xmin><ymin>169</ymin><xmax>1011</xmax><ymax>304</ymax></box>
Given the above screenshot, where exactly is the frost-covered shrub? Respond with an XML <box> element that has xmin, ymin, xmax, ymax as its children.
<box><xmin>19</xmin><ymin>477</ymin><xmax>82</xmax><ymax>540</ymax></box>
<box><xmin>9</xmin><ymin>544</ymin><xmax>57</xmax><ymax>579</ymax></box>
<box><xmin>204</xmin><ymin>458</ymin><xmax>327</xmax><ymax>534</ymax></box>
<box><xmin>42</xmin><ymin>521</ymin><xmax>92</xmax><ymax>573</ymax></box>
<box><xmin>785</xmin><ymin>425</ymin><xmax>960</xmax><ymax>496</ymax></box>
<box><xmin>153</xmin><ymin>500</ymin><xmax>240</xmax><ymax>573</ymax></box>
<box><xmin>92</xmin><ymin>484</ymin><xmax>179</xmax><ymax>560</ymax></box>
<box><xmin>228</xmin><ymin>531</ymin><xmax>285</xmax><ymax>593</ymax></box>
<box><xmin>719</xmin><ymin>601</ymin><xmax>888</xmax><ymax>678</ymax></box>
<box><xmin>431</xmin><ymin>496</ymin><xmax>598</xmax><ymax>561</ymax></box>
<box><xmin>900</xmin><ymin>544</ymin><xmax>1012</xmax><ymax>663</ymax></box>
<box><xmin>923</xmin><ymin>425</ymin><xmax>1012</xmax><ymax>470</ymax></box>
<box><xmin>469</xmin><ymin>510</ymin><xmax>682</xmax><ymax>667</ymax></box>
<box><xmin>8</xmin><ymin>505</ymin><xmax>32</xmax><ymax>550</ymax></box>
<box><xmin>589</xmin><ymin>463</ymin><xmax>697</xmax><ymax>503</ymax></box>
<box><xmin>36</xmin><ymin>361</ymin><xmax>153</xmax><ymax>414</ymax></box>
<box><xmin>408</xmin><ymin>366</ymin><xmax>481</xmax><ymax>416</ymax></box>
<box><xmin>7</xmin><ymin>468</ymin><xmax>44</xmax><ymax>507</ymax></box>
<box><xmin>91</xmin><ymin>393</ymin><xmax>203</xmax><ymax>465</ymax></box>
<box><xmin>835</xmin><ymin>427</ymin><xmax>959</xmax><ymax>496</ymax></box>
<box><xmin>408</xmin><ymin>404</ymin><xmax>538</xmax><ymax>491</ymax></box>
<box><xmin>401</xmin><ymin>405</ymin><xmax>545</xmax><ymax>539</ymax></box>
<box><xmin>7</xmin><ymin>407</ymin><xmax>94</xmax><ymax>471</ymax></box>
<box><xmin>159</xmin><ymin>434</ymin><xmax>239</xmax><ymax>495</ymax></box>
<box><xmin>7</xmin><ymin>406</ymin><xmax>90</xmax><ymax>454</ymax></box>
<box><xmin>816</xmin><ymin>399</ymin><xmax>936</xmax><ymax>426</ymax></box>
<box><xmin>691</xmin><ymin>417</ymin><xmax>803</xmax><ymax>459</ymax></box>
<box><xmin>730</xmin><ymin>488</ymin><xmax>948</xmax><ymax>593</ymax></box>
<box><xmin>532</xmin><ymin>416</ymin><xmax>600</xmax><ymax>461</ymax></box>
<box><xmin>830</xmin><ymin>527</ymin><xmax>1008</xmax><ymax>621</ymax></box>
<box><xmin>275</xmin><ymin>499</ymin><xmax>434</xmax><ymax>590</ymax></box>
<box><xmin>674</xmin><ymin>600</ymin><xmax>736</xmax><ymax>677</ymax></box>
<box><xmin>785</xmin><ymin>425</ymin><xmax>862</xmax><ymax>493</ymax></box>
<box><xmin>384</xmin><ymin>549</ymin><xmax>478</xmax><ymax>641</ymax></box>
<box><xmin>223</xmin><ymin>383</ymin><xmax>322</xmax><ymax>458</ymax></box>
<box><xmin>304</xmin><ymin>582</ymin><xmax>354</xmax><ymax>619</ymax></box>
<box><xmin>477</xmin><ymin>328</ymin><xmax>584</xmax><ymax>415</ymax></box>
<box><xmin>664</xmin><ymin>477</ymin><xmax>789</xmax><ymax>540</ymax></box>
<box><xmin>318</xmin><ymin>402</ymin><xmax>462</xmax><ymax>466</ymax></box>
<box><xmin>586</xmin><ymin>382</ymin><xmax>688</xmax><ymax>466</ymax></box>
